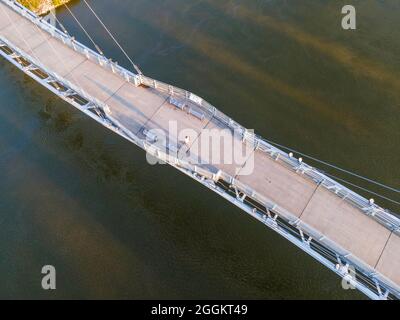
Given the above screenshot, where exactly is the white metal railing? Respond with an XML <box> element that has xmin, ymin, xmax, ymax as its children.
<box><xmin>138</xmin><ymin>71</ymin><xmax>400</xmax><ymax>234</ymax></box>
<box><xmin>0</xmin><ymin>35</ymin><xmax>145</xmax><ymax>150</ymax></box>
<box><xmin>136</xmin><ymin>63</ymin><xmax>400</xmax><ymax>297</ymax></box>
<box><xmin>4</xmin><ymin>0</ymin><xmax>139</xmax><ymax>80</ymax></box>
<box><xmin>136</xmin><ymin>67</ymin><xmax>400</xmax><ymax>233</ymax></box>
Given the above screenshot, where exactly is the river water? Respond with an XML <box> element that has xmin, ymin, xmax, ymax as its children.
<box><xmin>1</xmin><ymin>0</ymin><xmax>399</xmax><ymax>299</ymax></box>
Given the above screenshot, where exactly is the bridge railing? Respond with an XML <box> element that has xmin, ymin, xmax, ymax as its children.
<box><xmin>125</xmin><ymin>127</ymin><xmax>400</xmax><ymax>297</ymax></box>
<box><xmin>137</xmin><ymin>73</ymin><xmax>400</xmax><ymax>234</ymax></box>
<box><xmin>147</xmin><ymin>138</ymin><xmax>399</xmax><ymax>295</ymax></box>
<box><xmin>0</xmin><ymin>34</ymin><xmax>148</xmax><ymax>158</ymax></box>
<box><xmin>253</xmin><ymin>135</ymin><xmax>400</xmax><ymax>232</ymax></box>
<box><xmin>219</xmin><ymin>170</ymin><xmax>399</xmax><ymax>296</ymax></box>
<box><xmin>139</xmin><ymin>72</ymin><xmax>400</xmax><ymax>288</ymax></box>
<box><xmin>4</xmin><ymin>0</ymin><xmax>139</xmax><ymax>80</ymax></box>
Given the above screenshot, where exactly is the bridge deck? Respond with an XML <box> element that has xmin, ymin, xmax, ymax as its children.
<box><xmin>0</xmin><ymin>1</ymin><xmax>399</xmax><ymax>293</ymax></box>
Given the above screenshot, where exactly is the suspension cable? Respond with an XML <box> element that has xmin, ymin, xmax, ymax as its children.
<box><xmin>263</xmin><ymin>137</ymin><xmax>400</xmax><ymax>194</ymax></box>
<box><xmin>81</xmin><ymin>0</ymin><xmax>142</xmax><ymax>75</ymax></box>
<box><xmin>12</xmin><ymin>0</ymin><xmax>88</xmax><ymax>101</ymax></box>
<box><xmin>324</xmin><ymin>172</ymin><xmax>400</xmax><ymax>206</ymax></box>
<box><xmin>62</xmin><ymin>2</ymin><xmax>104</xmax><ymax>56</ymax></box>
<box><xmin>41</xmin><ymin>8</ymin><xmax>70</xmax><ymax>36</ymax></box>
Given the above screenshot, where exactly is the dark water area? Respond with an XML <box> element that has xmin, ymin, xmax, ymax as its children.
<box><xmin>1</xmin><ymin>0</ymin><xmax>399</xmax><ymax>299</ymax></box>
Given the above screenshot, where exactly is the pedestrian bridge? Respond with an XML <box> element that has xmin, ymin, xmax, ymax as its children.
<box><xmin>0</xmin><ymin>0</ymin><xmax>399</xmax><ymax>299</ymax></box>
